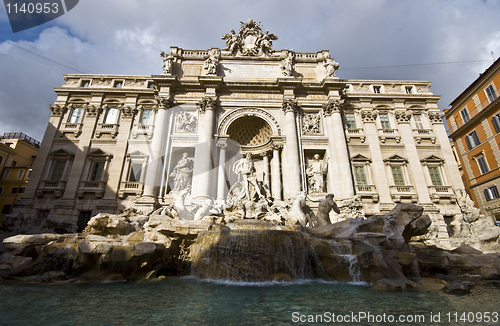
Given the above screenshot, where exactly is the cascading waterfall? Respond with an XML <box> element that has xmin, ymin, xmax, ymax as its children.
<box><xmin>190</xmin><ymin>220</ymin><xmax>319</xmax><ymax>282</ymax></box>
<box><xmin>327</xmin><ymin>240</ymin><xmax>363</xmax><ymax>283</ymax></box>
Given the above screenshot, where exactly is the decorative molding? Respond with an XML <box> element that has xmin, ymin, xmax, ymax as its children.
<box><xmin>120</xmin><ymin>105</ymin><xmax>138</xmax><ymax>118</ymax></box>
<box><xmin>84</xmin><ymin>104</ymin><xmax>102</xmax><ymax>118</ymax></box>
<box><xmin>218</xmin><ymin>107</ymin><xmax>281</xmax><ymax>136</ymax></box>
<box><xmin>50</xmin><ymin>104</ymin><xmax>67</xmax><ymax>117</ymax></box>
<box><xmin>221</xmin><ymin>19</ymin><xmax>278</xmax><ymax>57</ymax></box>
<box><xmin>155</xmin><ymin>95</ymin><xmax>174</xmax><ymax>109</ymax></box>
<box><xmin>361</xmin><ymin>110</ymin><xmax>378</xmax><ymax>122</ymax></box>
<box><xmin>322</xmin><ymin>98</ymin><xmax>343</xmax><ymax>116</ymax></box>
<box><xmin>395</xmin><ymin>110</ymin><xmax>412</xmax><ymax>123</ymax></box>
<box><xmin>428</xmin><ymin>111</ymin><xmax>444</xmax><ymax>124</ymax></box>
<box><xmin>199</xmin><ymin>96</ymin><xmax>217</xmax><ymax>113</ymax></box>
<box><xmin>302</xmin><ymin>113</ymin><xmax>322</xmax><ymax>135</ymax></box>
<box><xmin>281</xmin><ymin>98</ymin><xmax>299</xmax><ymax>114</ymax></box>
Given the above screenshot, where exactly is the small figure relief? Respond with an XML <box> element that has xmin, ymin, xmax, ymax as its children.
<box><xmin>280</xmin><ymin>51</ymin><xmax>295</xmax><ymax>77</ymax></box>
<box><xmin>258</xmin><ymin>30</ymin><xmax>278</xmax><ymax>57</ymax></box>
<box><xmin>230</xmin><ymin>153</ymin><xmax>265</xmax><ymax>202</ymax></box>
<box><xmin>169</xmin><ymin>153</ymin><xmax>194</xmax><ymax>192</ymax></box>
<box><xmin>323</xmin><ymin>55</ymin><xmax>339</xmax><ymax>78</ymax></box>
<box><xmin>306</xmin><ymin>154</ymin><xmax>328</xmax><ymax>194</ymax></box>
<box><xmin>175</xmin><ymin>111</ymin><xmax>198</xmax><ymax>133</ymax></box>
<box><xmin>302</xmin><ymin>113</ymin><xmax>321</xmax><ymax>135</ymax></box>
<box><xmin>160</xmin><ymin>51</ymin><xmax>176</xmax><ymax>75</ymax></box>
<box><xmin>204</xmin><ymin>50</ymin><xmax>220</xmax><ymax>75</ymax></box>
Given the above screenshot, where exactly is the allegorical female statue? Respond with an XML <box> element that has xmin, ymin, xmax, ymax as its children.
<box><xmin>170</xmin><ymin>153</ymin><xmax>193</xmax><ymax>192</ymax></box>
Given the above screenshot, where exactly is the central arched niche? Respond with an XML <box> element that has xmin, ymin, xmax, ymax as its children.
<box><xmin>227</xmin><ymin>116</ymin><xmax>272</xmax><ymax>147</ymax></box>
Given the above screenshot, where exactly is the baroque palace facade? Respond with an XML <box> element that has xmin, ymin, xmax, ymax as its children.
<box><xmin>16</xmin><ymin>20</ymin><xmax>464</xmax><ymax>236</ymax></box>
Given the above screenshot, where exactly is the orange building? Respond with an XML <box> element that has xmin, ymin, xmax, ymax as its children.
<box><xmin>0</xmin><ymin>133</ymin><xmax>39</xmax><ymax>227</ymax></box>
<box><xmin>446</xmin><ymin>57</ymin><xmax>500</xmax><ymax>220</ymax></box>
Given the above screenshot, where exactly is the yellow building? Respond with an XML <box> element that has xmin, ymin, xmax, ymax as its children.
<box><xmin>446</xmin><ymin>57</ymin><xmax>500</xmax><ymax>220</ymax></box>
<box><xmin>0</xmin><ymin>133</ymin><xmax>39</xmax><ymax>226</ymax></box>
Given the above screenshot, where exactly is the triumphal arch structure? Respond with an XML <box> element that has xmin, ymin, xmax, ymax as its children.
<box><xmin>16</xmin><ymin>19</ymin><xmax>465</xmax><ymax>239</ymax></box>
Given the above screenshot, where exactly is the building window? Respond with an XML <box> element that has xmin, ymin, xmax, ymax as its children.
<box><xmin>0</xmin><ymin>156</ymin><xmax>3</xmax><ymax>165</ymax></box>
<box><xmin>147</xmin><ymin>82</ymin><xmax>154</xmax><ymax>89</ymax></box>
<box><xmin>465</xmin><ymin>130</ymin><xmax>480</xmax><ymax>150</ymax></box>
<box><xmin>49</xmin><ymin>160</ymin><xmax>67</xmax><ymax>181</ymax></box>
<box><xmin>140</xmin><ymin>109</ymin><xmax>154</xmax><ymax>125</ymax></box>
<box><xmin>373</xmin><ymin>86</ymin><xmax>381</xmax><ymax>94</ymax></box>
<box><xmin>345</xmin><ymin>113</ymin><xmax>356</xmax><ymax>129</ymax></box>
<box><xmin>81</xmin><ymin>80</ymin><xmax>90</xmax><ymax>87</ymax></box>
<box><xmin>484</xmin><ymin>186</ymin><xmax>500</xmax><ymax>201</ymax></box>
<box><xmin>492</xmin><ymin>113</ymin><xmax>500</xmax><ymax>133</ymax></box>
<box><xmin>379</xmin><ymin>113</ymin><xmax>391</xmax><ymax>129</ymax></box>
<box><xmin>11</xmin><ymin>161</ymin><xmax>16</xmax><ymax>167</ymax></box>
<box><xmin>0</xmin><ymin>187</ymin><xmax>3</xmax><ymax>194</ymax></box>
<box><xmin>104</xmin><ymin>108</ymin><xmax>119</xmax><ymax>124</ymax></box>
<box><xmin>485</xmin><ymin>84</ymin><xmax>498</xmax><ymax>103</ymax></box>
<box><xmin>428</xmin><ymin>166</ymin><xmax>443</xmax><ymax>186</ymax></box>
<box><xmin>128</xmin><ymin>162</ymin><xmax>143</xmax><ymax>182</ymax></box>
<box><xmin>413</xmin><ymin>114</ymin><xmax>424</xmax><ymax>129</ymax></box>
<box><xmin>460</xmin><ymin>108</ymin><xmax>470</xmax><ymax>123</ymax></box>
<box><xmin>3</xmin><ymin>170</ymin><xmax>9</xmax><ymax>178</ymax></box>
<box><xmin>354</xmin><ymin>166</ymin><xmax>367</xmax><ymax>185</ymax></box>
<box><xmin>475</xmin><ymin>154</ymin><xmax>490</xmax><ymax>174</ymax></box>
<box><xmin>405</xmin><ymin>86</ymin><xmax>413</xmax><ymax>94</ymax></box>
<box><xmin>11</xmin><ymin>187</ymin><xmax>18</xmax><ymax>194</ymax></box>
<box><xmin>1</xmin><ymin>204</ymin><xmax>12</xmax><ymax>215</ymax></box>
<box><xmin>113</xmin><ymin>80</ymin><xmax>123</xmax><ymax>88</ymax></box>
<box><xmin>391</xmin><ymin>166</ymin><xmax>405</xmax><ymax>186</ymax></box>
<box><xmin>27</xmin><ymin>170</ymin><xmax>31</xmax><ymax>178</ymax></box>
<box><xmin>17</xmin><ymin>170</ymin><xmax>24</xmax><ymax>178</ymax></box>
<box><xmin>89</xmin><ymin>161</ymin><xmax>105</xmax><ymax>181</ymax></box>
<box><xmin>68</xmin><ymin>107</ymin><xmax>83</xmax><ymax>123</ymax></box>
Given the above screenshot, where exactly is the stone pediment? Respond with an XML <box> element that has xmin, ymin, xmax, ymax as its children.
<box><xmin>128</xmin><ymin>150</ymin><xmax>147</xmax><ymax>158</ymax></box>
<box><xmin>384</xmin><ymin>154</ymin><xmax>408</xmax><ymax>163</ymax></box>
<box><xmin>421</xmin><ymin>155</ymin><xmax>444</xmax><ymax>163</ymax></box>
<box><xmin>351</xmin><ymin>154</ymin><xmax>372</xmax><ymax>162</ymax></box>
<box><xmin>88</xmin><ymin>148</ymin><xmax>110</xmax><ymax>157</ymax></box>
<box><xmin>49</xmin><ymin>148</ymin><xmax>74</xmax><ymax>158</ymax></box>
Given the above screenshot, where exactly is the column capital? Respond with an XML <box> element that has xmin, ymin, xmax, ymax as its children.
<box><xmin>322</xmin><ymin>98</ymin><xmax>344</xmax><ymax>116</ymax></box>
<box><xmin>155</xmin><ymin>95</ymin><xmax>175</xmax><ymax>110</ymax></box>
<box><xmin>428</xmin><ymin>111</ymin><xmax>444</xmax><ymax>124</ymax></box>
<box><xmin>395</xmin><ymin>109</ymin><xmax>412</xmax><ymax>124</ymax></box>
<box><xmin>259</xmin><ymin>150</ymin><xmax>270</xmax><ymax>157</ymax></box>
<box><xmin>119</xmin><ymin>104</ymin><xmax>138</xmax><ymax>118</ymax></box>
<box><xmin>199</xmin><ymin>96</ymin><xmax>217</xmax><ymax>113</ymax></box>
<box><xmin>49</xmin><ymin>104</ymin><xmax>67</xmax><ymax>117</ymax></box>
<box><xmin>361</xmin><ymin>109</ymin><xmax>378</xmax><ymax>123</ymax></box>
<box><xmin>281</xmin><ymin>98</ymin><xmax>299</xmax><ymax>114</ymax></box>
<box><xmin>216</xmin><ymin>140</ymin><xmax>228</xmax><ymax>149</ymax></box>
<box><xmin>84</xmin><ymin>103</ymin><xmax>102</xmax><ymax>118</ymax></box>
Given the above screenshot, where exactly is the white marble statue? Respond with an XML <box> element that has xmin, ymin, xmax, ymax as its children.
<box><xmin>170</xmin><ymin>153</ymin><xmax>193</xmax><ymax>192</ymax></box>
<box><xmin>233</xmin><ymin>153</ymin><xmax>264</xmax><ymax>201</ymax></box>
<box><xmin>306</xmin><ymin>154</ymin><xmax>327</xmax><ymax>194</ymax></box>
<box><xmin>324</xmin><ymin>55</ymin><xmax>339</xmax><ymax>78</ymax></box>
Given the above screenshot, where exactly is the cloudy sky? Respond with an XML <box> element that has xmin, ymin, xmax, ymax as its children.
<box><xmin>0</xmin><ymin>0</ymin><xmax>499</xmax><ymax>142</ymax></box>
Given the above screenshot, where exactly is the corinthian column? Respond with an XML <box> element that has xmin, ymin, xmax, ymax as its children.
<box><xmin>282</xmin><ymin>99</ymin><xmax>302</xmax><ymax>198</ymax></box>
<box><xmin>271</xmin><ymin>144</ymin><xmax>283</xmax><ymax>201</ymax></box>
<box><xmin>216</xmin><ymin>139</ymin><xmax>227</xmax><ymax>201</ymax></box>
<box><xmin>323</xmin><ymin>98</ymin><xmax>354</xmax><ymax>199</ymax></box>
<box><xmin>192</xmin><ymin>96</ymin><xmax>217</xmax><ymax>200</ymax></box>
<box><xmin>140</xmin><ymin>96</ymin><xmax>173</xmax><ymax>203</ymax></box>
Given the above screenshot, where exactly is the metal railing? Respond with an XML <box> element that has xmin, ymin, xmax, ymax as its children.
<box><xmin>1</xmin><ymin>132</ymin><xmax>40</xmax><ymax>148</ymax></box>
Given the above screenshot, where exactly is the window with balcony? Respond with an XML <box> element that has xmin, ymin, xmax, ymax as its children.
<box><xmin>428</xmin><ymin>166</ymin><xmax>443</xmax><ymax>186</ymax></box>
<box><xmin>354</xmin><ymin>166</ymin><xmax>367</xmax><ymax>185</ymax></box>
<box><xmin>413</xmin><ymin>114</ymin><xmax>424</xmax><ymax>130</ymax></box>
<box><xmin>68</xmin><ymin>107</ymin><xmax>83</xmax><ymax>123</ymax></box>
<box><xmin>460</xmin><ymin>108</ymin><xmax>470</xmax><ymax>123</ymax></box>
<box><xmin>140</xmin><ymin>109</ymin><xmax>154</xmax><ymax>125</ymax></box>
<box><xmin>465</xmin><ymin>130</ymin><xmax>480</xmax><ymax>150</ymax></box>
<box><xmin>49</xmin><ymin>160</ymin><xmax>67</xmax><ymax>181</ymax></box>
<box><xmin>128</xmin><ymin>162</ymin><xmax>143</xmax><ymax>182</ymax></box>
<box><xmin>484</xmin><ymin>185</ymin><xmax>500</xmax><ymax>201</ymax></box>
<box><xmin>475</xmin><ymin>154</ymin><xmax>490</xmax><ymax>175</ymax></box>
<box><xmin>379</xmin><ymin>113</ymin><xmax>391</xmax><ymax>129</ymax></box>
<box><xmin>493</xmin><ymin>113</ymin><xmax>500</xmax><ymax>133</ymax></box>
<box><xmin>486</xmin><ymin>84</ymin><xmax>498</xmax><ymax>103</ymax></box>
<box><xmin>104</xmin><ymin>108</ymin><xmax>119</xmax><ymax>124</ymax></box>
<box><xmin>118</xmin><ymin>150</ymin><xmax>147</xmax><ymax>198</ymax></box>
<box><xmin>89</xmin><ymin>161</ymin><xmax>105</xmax><ymax>181</ymax></box>
<box><xmin>391</xmin><ymin>166</ymin><xmax>405</xmax><ymax>186</ymax></box>
<box><xmin>345</xmin><ymin>112</ymin><xmax>356</xmax><ymax>129</ymax></box>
